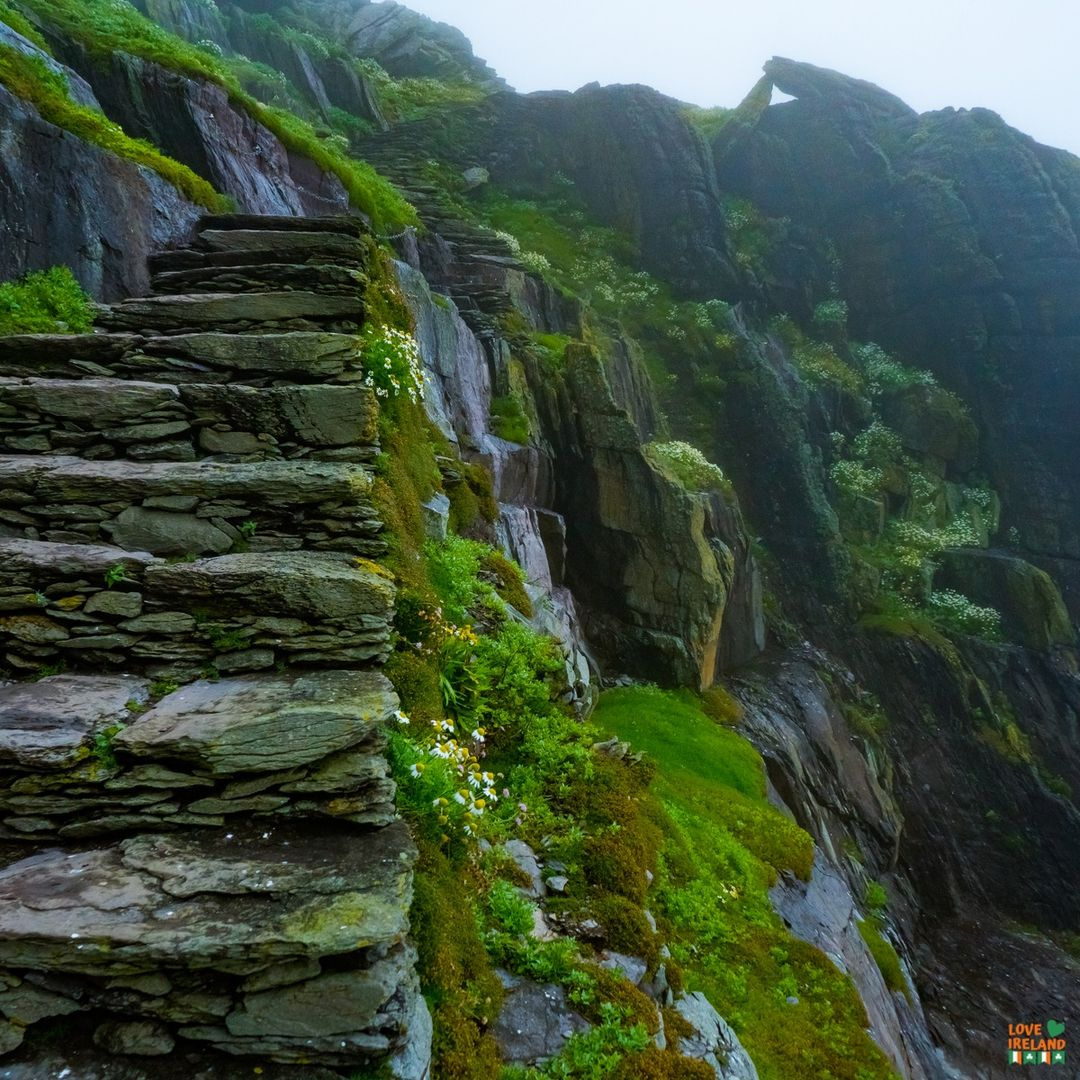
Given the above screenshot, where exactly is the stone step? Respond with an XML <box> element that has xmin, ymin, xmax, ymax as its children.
<box><xmin>0</xmin><ymin>332</ymin><xmax>365</xmax><ymax>386</ymax></box>
<box><xmin>0</xmin><ymin>456</ymin><xmax>382</xmax><ymax>556</ymax></box>
<box><xmin>196</xmin><ymin>213</ymin><xmax>370</xmax><ymax>236</ymax></box>
<box><xmin>150</xmin><ymin>262</ymin><xmax>365</xmax><ymax>297</ymax></box>
<box><xmin>97</xmin><ymin>292</ymin><xmax>364</xmax><ymax>336</ymax></box>
<box><xmin>0</xmin><ymin>376</ymin><xmax>379</xmax><ymax>461</ymax></box>
<box><xmin>149</xmin><ymin>246</ymin><xmax>365</xmax><ymax>274</ymax></box>
<box><xmin>0</xmin><ymin>670</ymin><xmax>398</xmax><ymax>839</ymax></box>
<box><xmin>0</xmin><ymin>819</ymin><xmax>423</xmax><ymax>1068</ymax></box>
<box><xmin>0</xmin><ymin>542</ymin><xmax>395</xmax><ymax>678</ymax></box>
<box><xmin>195</xmin><ymin>229</ymin><xmax>368</xmax><ymax>262</ymax></box>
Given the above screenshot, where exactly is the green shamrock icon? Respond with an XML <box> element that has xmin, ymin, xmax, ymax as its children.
<box><xmin>1048</xmin><ymin>1019</ymin><xmax>1066</xmax><ymax>1038</ymax></box>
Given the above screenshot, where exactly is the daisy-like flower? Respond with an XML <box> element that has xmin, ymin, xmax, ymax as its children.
<box><xmin>453</xmin><ymin>790</ymin><xmax>469</xmax><ymax>805</ymax></box>
<box><xmin>409</xmin><ymin>762</ymin><xmax>426</xmax><ymax>778</ymax></box>
<box><xmin>470</xmin><ymin>728</ymin><xmax>486</xmax><ymax>743</ymax></box>
<box><xmin>393</xmin><ymin>710</ymin><xmax>410</xmax><ymax>725</ymax></box>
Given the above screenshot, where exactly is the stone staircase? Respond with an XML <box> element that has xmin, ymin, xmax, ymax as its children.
<box><xmin>0</xmin><ymin>216</ymin><xmax>429</xmax><ymax>1076</ymax></box>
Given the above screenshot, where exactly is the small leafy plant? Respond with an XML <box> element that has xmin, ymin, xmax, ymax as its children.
<box><xmin>0</xmin><ymin>265</ymin><xmax>94</xmax><ymax>335</ymax></box>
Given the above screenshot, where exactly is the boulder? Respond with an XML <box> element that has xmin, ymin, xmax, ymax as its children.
<box><xmin>493</xmin><ymin>975</ymin><xmax>589</xmax><ymax>1065</ymax></box>
<box><xmin>93</xmin><ymin>1019</ymin><xmax>175</xmax><ymax>1056</ymax></box>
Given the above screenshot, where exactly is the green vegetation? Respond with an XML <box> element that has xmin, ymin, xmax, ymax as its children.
<box><xmin>644</xmin><ymin>441</ymin><xmax>730</xmax><ymax>496</ymax></box>
<box><xmin>857</xmin><ymin>920</ymin><xmax>909</xmax><ymax>999</ymax></box>
<box><xmin>0</xmin><ymin>44</ymin><xmax>228</xmax><ymax>210</ymax></box>
<box><xmin>104</xmin><ymin>562</ymin><xmax>131</xmax><ymax>589</ymax></box>
<box><xmin>0</xmin><ymin>0</ymin><xmax>49</xmax><ymax>49</ymax></box>
<box><xmin>490</xmin><ymin>393</ymin><xmax>531</xmax><ymax>444</ymax></box>
<box><xmin>15</xmin><ymin>0</ymin><xmax>417</xmax><ymax>230</ymax></box>
<box><xmin>596</xmin><ymin>687</ymin><xmax>897</xmax><ymax>1080</ymax></box>
<box><xmin>0</xmin><ymin>264</ymin><xmax>93</xmax><ymax>335</ymax></box>
<box><xmin>681</xmin><ymin>104</ymin><xmax>734</xmax><ymax>141</ymax></box>
<box><xmin>356</xmin><ymin>57</ymin><xmax>490</xmax><ymax>124</ymax></box>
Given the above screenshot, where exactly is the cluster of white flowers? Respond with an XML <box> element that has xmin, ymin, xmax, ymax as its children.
<box><xmin>519</xmin><ymin>250</ymin><xmax>551</xmax><ymax>277</ymax></box>
<box><xmin>927</xmin><ymin>589</ymin><xmax>1002</xmax><ymax>637</ymax></box>
<box><xmin>831</xmin><ymin>459</ymin><xmax>883</xmax><ymax>499</ymax></box>
<box><xmin>493</xmin><ymin>229</ymin><xmax>522</xmax><ymax>255</ymax></box>
<box><xmin>406</xmin><ymin>714</ymin><xmax>499</xmax><ymax>832</ymax></box>
<box><xmin>853</xmin><ymin>342</ymin><xmax>937</xmax><ymax>396</ymax></box>
<box><xmin>357</xmin><ymin>325</ymin><xmax>425</xmax><ymax>404</ymax></box>
<box><xmin>646</xmin><ymin>440</ymin><xmax>728</xmax><ymax>494</ymax></box>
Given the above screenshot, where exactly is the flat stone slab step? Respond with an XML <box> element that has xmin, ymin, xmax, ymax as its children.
<box><xmin>0</xmin><ymin>820</ymin><xmax>420</xmax><ymax>1067</ymax></box>
<box><xmin>196</xmin><ymin>213</ymin><xmax>370</xmax><ymax>236</ymax></box>
<box><xmin>195</xmin><ymin>229</ymin><xmax>368</xmax><ymax>262</ymax></box>
<box><xmin>0</xmin><ymin>455</ymin><xmax>382</xmax><ymax>564</ymax></box>
<box><xmin>0</xmin><ymin>332</ymin><xmax>366</xmax><ymax>386</ymax></box>
<box><xmin>97</xmin><ymin>292</ymin><xmax>363</xmax><ymax>335</ymax></box>
<box><xmin>0</xmin><ymin>454</ymin><xmax>372</xmax><ymax>505</ymax></box>
<box><xmin>0</xmin><ymin>376</ymin><xmax>379</xmax><ymax>461</ymax></box>
<box><xmin>0</xmin><ymin>820</ymin><xmax>415</xmax><ymax>967</ymax></box>
<box><xmin>0</xmin><ymin>671</ymin><xmax>398</xmax><ymax>838</ymax></box>
<box><xmin>0</xmin><ymin>673</ymin><xmax>149</xmax><ymax>770</ymax></box>
<box><xmin>150</xmin><ymin>263</ymin><xmax>365</xmax><ymax>297</ymax></box>
<box><xmin>149</xmin><ymin>246</ymin><xmax>365</xmax><ymax>274</ymax></box>
<box><xmin>145</xmin><ymin>551</ymin><xmax>394</xmax><ymax>625</ymax></box>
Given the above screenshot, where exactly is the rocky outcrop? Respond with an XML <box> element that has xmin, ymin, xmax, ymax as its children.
<box><xmin>308</xmin><ymin>0</ymin><xmax>502</xmax><ymax>83</ymax></box>
<box><xmin>0</xmin><ymin>80</ymin><xmax>199</xmax><ymax>300</ymax></box>
<box><xmin>0</xmin><ymin>214</ymin><xmax>429</xmax><ymax>1077</ymax></box>
<box><xmin>715</xmin><ymin>57</ymin><xmax>1080</xmax><ymax>616</ymax></box>
<box><xmin>486</xmin><ymin>85</ymin><xmax>739</xmax><ymax>298</ymax></box>
<box><xmin>43</xmin><ymin>41</ymin><xmax>349</xmax><ymax>218</ymax></box>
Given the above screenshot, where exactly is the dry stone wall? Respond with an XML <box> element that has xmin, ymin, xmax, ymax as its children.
<box><xmin>0</xmin><ymin>215</ymin><xmax>429</xmax><ymax>1077</ymax></box>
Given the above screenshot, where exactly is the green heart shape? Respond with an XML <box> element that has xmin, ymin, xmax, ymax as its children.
<box><xmin>1048</xmin><ymin>1019</ymin><xmax>1066</xmax><ymax>1038</ymax></box>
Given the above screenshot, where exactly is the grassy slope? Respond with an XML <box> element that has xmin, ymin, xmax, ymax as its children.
<box><xmin>596</xmin><ymin>687</ymin><xmax>899</xmax><ymax>1080</ymax></box>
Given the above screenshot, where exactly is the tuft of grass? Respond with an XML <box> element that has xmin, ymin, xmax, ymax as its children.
<box><xmin>0</xmin><ymin>265</ymin><xmax>93</xmax><ymax>335</ymax></box>
<box><xmin>0</xmin><ymin>44</ymin><xmax>228</xmax><ymax>210</ymax></box>
<box><xmin>857</xmin><ymin>919</ymin><xmax>910</xmax><ymax>1000</ymax></box>
<box><xmin>489</xmin><ymin>394</ymin><xmax>531</xmax><ymax>445</ymax></box>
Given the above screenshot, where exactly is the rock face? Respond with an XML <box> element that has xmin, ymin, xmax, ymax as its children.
<box><xmin>0</xmin><ymin>82</ymin><xmax>199</xmax><ymax>301</ymax></box>
<box><xmin>0</xmin><ymin>214</ymin><xmax>429</xmax><ymax>1077</ymax></box>
<box><xmin>489</xmin><ymin>85</ymin><xmax>739</xmax><ymax>297</ymax></box>
<box><xmin>716</xmin><ymin>56</ymin><xmax>1080</xmax><ymax>616</ymax></box>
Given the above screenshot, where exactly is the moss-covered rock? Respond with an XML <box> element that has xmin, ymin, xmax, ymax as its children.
<box><xmin>937</xmin><ymin>549</ymin><xmax>1075</xmax><ymax>649</ymax></box>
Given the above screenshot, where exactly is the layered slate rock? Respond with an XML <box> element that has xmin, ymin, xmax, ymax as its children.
<box><xmin>0</xmin><ymin>671</ymin><xmax>398</xmax><ymax>840</ymax></box>
<box><xmin>0</xmin><ymin>457</ymin><xmax>383</xmax><ymax>555</ymax></box>
<box><xmin>0</xmin><ymin>820</ymin><xmax>418</xmax><ymax>1065</ymax></box>
<box><xmin>0</xmin><ymin>213</ymin><xmax>429</xmax><ymax>1077</ymax></box>
<box><xmin>0</xmin><ymin>541</ymin><xmax>394</xmax><ymax>676</ymax></box>
<box><xmin>0</xmin><ymin>376</ymin><xmax>379</xmax><ymax>461</ymax></box>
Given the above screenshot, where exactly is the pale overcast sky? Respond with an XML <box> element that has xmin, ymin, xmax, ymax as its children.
<box><xmin>401</xmin><ymin>0</ymin><xmax>1080</xmax><ymax>154</ymax></box>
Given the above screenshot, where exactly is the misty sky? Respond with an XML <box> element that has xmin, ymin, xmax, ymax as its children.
<box><xmin>402</xmin><ymin>0</ymin><xmax>1080</xmax><ymax>154</ymax></box>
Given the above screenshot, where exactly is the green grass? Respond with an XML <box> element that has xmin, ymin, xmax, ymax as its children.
<box><xmin>0</xmin><ymin>44</ymin><xmax>228</xmax><ymax>210</ymax></box>
<box><xmin>0</xmin><ymin>265</ymin><xmax>93</xmax><ymax>335</ymax></box>
<box><xmin>16</xmin><ymin>0</ymin><xmax>417</xmax><ymax>231</ymax></box>
<box><xmin>0</xmin><ymin>0</ymin><xmax>50</xmax><ymax>50</ymax></box>
<box><xmin>857</xmin><ymin>920</ymin><xmax>910</xmax><ymax>1000</ymax></box>
<box><xmin>490</xmin><ymin>394</ymin><xmax>531</xmax><ymax>444</ymax></box>
<box><xmin>596</xmin><ymin>687</ymin><xmax>898</xmax><ymax>1080</ymax></box>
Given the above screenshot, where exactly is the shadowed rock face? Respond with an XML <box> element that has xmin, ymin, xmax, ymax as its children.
<box><xmin>488</xmin><ymin>85</ymin><xmax>740</xmax><ymax>298</ymax></box>
<box><xmin>716</xmin><ymin>56</ymin><xmax>1080</xmax><ymax>615</ymax></box>
<box><xmin>0</xmin><ymin>84</ymin><xmax>199</xmax><ymax>301</ymax></box>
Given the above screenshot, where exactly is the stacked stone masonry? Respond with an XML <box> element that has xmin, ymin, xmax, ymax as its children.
<box><xmin>0</xmin><ymin>215</ymin><xmax>430</xmax><ymax>1077</ymax></box>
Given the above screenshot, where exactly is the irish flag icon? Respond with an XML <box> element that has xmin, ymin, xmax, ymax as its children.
<box><xmin>1009</xmin><ymin>1049</ymin><xmax>1022</xmax><ymax>1064</ymax></box>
